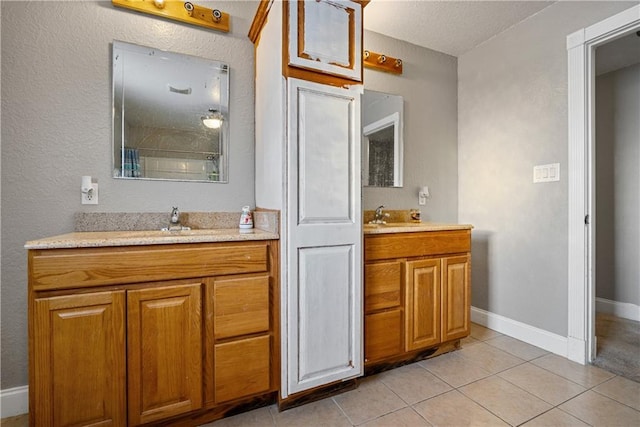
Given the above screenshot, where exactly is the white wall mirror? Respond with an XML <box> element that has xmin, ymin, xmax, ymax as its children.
<box><xmin>112</xmin><ymin>40</ymin><xmax>229</xmax><ymax>182</ymax></box>
<box><xmin>362</xmin><ymin>90</ymin><xmax>403</xmax><ymax>187</ymax></box>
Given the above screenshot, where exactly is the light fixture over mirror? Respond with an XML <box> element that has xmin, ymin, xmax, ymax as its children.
<box><xmin>202</xmin><ymin>109</ymin><xmax>223</xmax><ymax>129</ymax></box>
<box><xmin>112</xmin><ymin>40</ymin><xmax>229</xmax><ymax>182</ymax></box>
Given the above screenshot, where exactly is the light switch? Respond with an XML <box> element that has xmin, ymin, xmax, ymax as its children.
<box><xmin>533</xmin><ymin>163</ymin><xmax>560</xmax><ymax>183</ymax></box>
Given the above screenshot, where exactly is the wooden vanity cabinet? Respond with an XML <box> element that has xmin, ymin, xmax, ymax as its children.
<box><xmin>28</xmin><ymin>240</ymin><xmax>278</xmax><ymax>426</ymax></box>
<box><xmin>364</xmin><ymin>229</ymin><xmax>471</xmax><ymax>369</ymax></box>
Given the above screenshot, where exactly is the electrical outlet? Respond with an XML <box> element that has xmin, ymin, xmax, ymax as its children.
<box><xmin>81</xmin><ymin>184</ymin><xmax>99</xmax><ymax>205</ymax></box>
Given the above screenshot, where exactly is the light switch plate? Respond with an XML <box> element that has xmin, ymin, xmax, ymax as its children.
<box><xmin>533</xmin><ymin>163</ymin><xmax>560</xmax><ymax>183</ymax></box>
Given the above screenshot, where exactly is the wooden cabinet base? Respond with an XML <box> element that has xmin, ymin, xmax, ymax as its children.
<box><xmin>277</xmin><ymin>379</ymin><xmax>358</xmax><ymax>412</ymax></box>
<box><xmin>149</xmin><ymin>392</ymin><xmax>278</xmax><ymax>426</ymax></box>
<box><xmin>364</xmin><ymin>340</ymin><xmax>461</xmax><ymax>377</ymax></box>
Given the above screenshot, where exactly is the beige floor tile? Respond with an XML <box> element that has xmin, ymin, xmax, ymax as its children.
<box><xmin>413</xmin><ymin>390</ymin><xmax>510</xmax><ymax>426</ymax></box>
<box><xmin>378</xmin><ymin>363</ymin><xmax>452</xmax><ymax>405</ymax></box>
<box><xmin>360</xmin><ymin>407</ymin><xmax>431</xmax><ymax>427</ymax></box>
<box><xmin>531</xmin><ymin>354</ymin><xmax>616</xmax><ymax>388</ymax></box>
<box><xmin>457</xmin><ymin>342</ymin><xmax>525</xmax><ymax>374</ymax></box>
<box><xmin>270</xmin><ymin>398</ymin><xmax>350</xmax><ymax>427</ymax></box>
<box><xmin>0</xmin><ymin>414</ymin><xmax>29</xmax><ymax>427</ymax></box>
<box><xmin>333</xmin><ymin>377</ymin><xmax>406</xmax><ymax>425</ymax></box>
<box><xmin>418</xmin><ymin>351</ymin><xmax>492</xmax><ymax>388</ymax></box>
<box><xmin>485</xmin><ymin>335</ymin><xmax>549</xmax><ymax>361</ymax></box>
<box><xmin>205</xmin><ymin>406</ymin><xmax>274</xmax><ymax>426</ymax></box>
<box><xmin>470</xmin><ymin>323</ymin><xmax>503</xmax><ymax>341</ymax></box>
<box><xmin>498</xmin><ymin>363</ymin><xmax>587</xmax><ymax>405</ymax></box>
<box><xmin>459</xmin><ymin>376</ymin><xmax>553</xmax><ymax>426</ymax></box>
<box><xmin>559</xmin><ymin>390</ymin><xmax>640</xmax><ymax>426</ymax></box>
<box><xmin>460</xmin><ymin>335</ymin><xmax>481</xmax><ymax>347</ymax></box>
<box><xmin>521</xmin><ymin>408</ymin><xmax>590</xmax><ymax>426</ymax></box>
<box><xmin>592</xmin><ymin>375</ymin><xmax>640</xmax><ymax>411</ymax></box>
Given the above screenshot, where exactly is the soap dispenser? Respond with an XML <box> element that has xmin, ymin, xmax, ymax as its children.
<box><xmin>239</xmin><ymin>206</ymin><xmax>254</xmax><ymax>229</ymax></box>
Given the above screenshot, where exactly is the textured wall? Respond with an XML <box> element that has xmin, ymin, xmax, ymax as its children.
<box><xmin>458</xmin><ymin>1</ymin><xmax>637</xmax><ymax>337</ymax></box>
<box><xmin>1</xmin><ymin>0</ymin><xmax>258</xmax><ymax>389</ymax></box>
<box><xmin>596</xmin><ymin>64</ymin><xmax>640</xmax><ymax>306</ymax></box>
<box><xmin>362</xmin><ymin>31</ymin><xmax>458</xmax><ymax>223</ymax></box>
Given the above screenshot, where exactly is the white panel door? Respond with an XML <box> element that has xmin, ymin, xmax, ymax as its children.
<box><xmin>286</xmin><ymin>78</ymin><xmax>362</xmax><ymax>395</ymax></box>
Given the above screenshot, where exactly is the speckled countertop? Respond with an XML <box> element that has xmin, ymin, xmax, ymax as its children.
<box><xmin>363</xmin><ymin>222</ymin><xmax>473</xmax><ymax>235</ymax></box>
<box><xmin>25</xmin><ymin>228</ymin><xmax>279</xmax><ymax>249</ymax></box>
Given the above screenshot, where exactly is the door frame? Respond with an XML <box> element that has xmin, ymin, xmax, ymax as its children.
<box><xmin>566</xmin><ymin>5</ymin><xmax>640</xmax><ymax>364</ymax></box>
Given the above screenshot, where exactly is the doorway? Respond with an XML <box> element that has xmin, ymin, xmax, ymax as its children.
<box><xmin>592</xmin><ymin>33</ymin><xmax>640</xmax><ymax>380</ymax></box>
<box><xmin>566</xmin><ymin>5</ymin><xmax>640</xmax><ymax>366</ymax></box>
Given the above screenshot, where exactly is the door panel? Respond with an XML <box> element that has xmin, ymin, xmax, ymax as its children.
<box><xmin>286</xmin><ymin>78</ymin><xmax>362</xmax><ymax>395</ymax></box>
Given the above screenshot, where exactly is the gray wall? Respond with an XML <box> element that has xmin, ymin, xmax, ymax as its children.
<box><xmin>363</xmin><ymin>31</ymin><xmax>458</xmax><ymax>222</ymax></box>
<box><xmin>1</xmin><ymin>0</ymin><xmax>258</xmax><ymax>390</ymax></box>
<box><xmin>458</xmin><ymin>1</ymin><xmax>637</xmax><ymax>337</ymax></box>
<box><xmin>596</xmin><ymin>63</ymin><xmax>640</xmax><ymax>306</ymax></box>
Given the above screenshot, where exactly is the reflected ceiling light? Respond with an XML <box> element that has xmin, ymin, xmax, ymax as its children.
<box><xmin>202</xmin><ymin>109</ymin><xmax>223</xmax><ymax>129</ymax></box>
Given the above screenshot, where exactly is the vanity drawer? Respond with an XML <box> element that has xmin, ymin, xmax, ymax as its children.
<box><xmin>213</xmin><ymin>275</ymin><xmax>270</xmax><ymax>340</ymax></box>
<box><xmin>365</xmin><ymin>261</ymin><xmax>402</xmax><ymax>312</ymax></box>
<box><xmin>365</xmin><ymin>230</ymin><xmax>471</xmax><ymax>261</ymax></box>
<box><xmin>29</xmin><ymin>242</ymin><xmax>269</xmax><ymax>291</ymax></box>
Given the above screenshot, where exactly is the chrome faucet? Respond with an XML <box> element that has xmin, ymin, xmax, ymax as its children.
<box><xmin>371</xmin><ymin>205</ymin><xmax>389</xmax><ymax>224</ymax></box>
<box><xmin>167</xmin><ymin>207</ymin><xmax>189</xmax><ymax>231</ymax></box>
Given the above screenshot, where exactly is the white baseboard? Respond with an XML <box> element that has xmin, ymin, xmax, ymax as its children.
<box><xmin>1</xmin><ymin>385</ymin><xmax>28</xmax><ymax>418</ymax></box>
<box><xmin>596</xmin><ymin>298</ymin><xmax>640</xmax><ymax>322</ymax></box>
<box><xmin>471</xmin><ymin>307</ymin><xmax>568</xmax><ymax>358</ymax></box>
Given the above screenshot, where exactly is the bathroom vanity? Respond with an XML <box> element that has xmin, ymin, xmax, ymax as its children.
<box><xmin>363</xmin><ymin>223</ymin><xmax>472</xmax><ymax>373</ymax></box>
<box><xmin>26</xmin><ymin>230</ymin><xmax>279</xmax><ymax>426</ymax></box>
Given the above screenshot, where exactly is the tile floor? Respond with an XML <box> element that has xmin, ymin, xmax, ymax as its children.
<box><xmin>205</xmin><ymin>324</ymin><xmax>640</xmax><ymax>426</ymax></box>
<box><xmin>3</xmin><ymin>324</ymin><xmax>639</xmax><ymax>426</ymax></box>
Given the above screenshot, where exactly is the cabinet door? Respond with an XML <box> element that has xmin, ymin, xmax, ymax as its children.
<box><xmin>127</xmin><ymin>283</ymin><xmax>202</xmax><ymax>425</ymax></box>
<box><xmin>406</xmin><ymin>259</ymin><xmax>441</xmax><ymax>351</ymax></box>
<box><xmin>364</xmin><ymin>310</ymin><xmax>403</xmax><ymax>363</ymax></box>
<box><xmin>32</xmin><ymin>291</ymin><xmax>126</xmax><ymax>427</ymax></box>
<box><xmin>285</xmin><ymin>78</ymin><xmax>362</xmax><ymax>395</ymax></box>
<box><xmin>288</xmin><ymin>0</ymin><xmax>362</xmax><ymax>81</ymax></box>
<box><xmin>442</xmin><ymin>255</ymin><xmax>471</xmax><ymax>342</ymax></box>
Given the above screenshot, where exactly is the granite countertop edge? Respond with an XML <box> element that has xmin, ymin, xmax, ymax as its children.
<box><xmin>25</xmin><ymin>228</ymin><xmax>280</xmax><ymax>250</ymax></box>
<box><xmin>363</xmin><ymin>223</ymin><xmax>474</xmax><ymax>235</ymax></box>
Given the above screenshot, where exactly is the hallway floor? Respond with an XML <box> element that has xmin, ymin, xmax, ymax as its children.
<box><xmin>3</xmin><ymin>324</ymin><xmax>639</xmax><ymax>426</ymax></box>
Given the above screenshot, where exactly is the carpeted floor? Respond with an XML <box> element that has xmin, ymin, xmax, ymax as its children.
<box><xmin>593</xmin><ymin>312</ymin><xmax>640</xmax><ymax>383</ymax></box>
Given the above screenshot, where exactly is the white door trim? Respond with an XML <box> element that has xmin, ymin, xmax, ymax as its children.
<box><xmin>566</xmin><ymin>5</ymin><xmax>640</xmax><ymax>364</ymax></box>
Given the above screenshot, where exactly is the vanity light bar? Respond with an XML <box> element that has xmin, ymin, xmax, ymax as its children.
<box><xmin>112</xmin><ymin>0</ymin><xmax>230</xmax><ymax>33</ymax></box>
<box><xmin>363</xmin><ymin>50</ymin><xmax>403</xmax><ymax>75</ymax></box>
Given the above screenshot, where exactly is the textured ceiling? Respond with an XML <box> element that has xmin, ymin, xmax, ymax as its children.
<box><xmin>364</xmin><ymin>0</ymin><xmax>555</xmax><ymax>57</ymax></box>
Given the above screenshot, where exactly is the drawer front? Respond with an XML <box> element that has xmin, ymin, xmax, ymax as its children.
<box><xmin>365</xmin><ymin>310</ymin><xmax>403</xmax><ymax>363</ymax></box>
<box><xmin>215</xmin><ymin>335</ymin><xmax>271</xmax><ymax>403</ymax></box>
<box><xmin>365</xmin><ymin>230</ymin><xmax>471</xmax><ymax>261</ymax></box>
<box><xmin>30</xmin><ymin>242</ymin><xmax>269</xmax><ymax>290</ymax></box>
<box><xmin>214</xmin><ymin>275</ymin><xmax>270</xmax><ymax>340</ymax></box>
<box><xmin>365</xmin><ymin>261</ymin><xmax>402</xmax><ymax>312</ymax></box>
